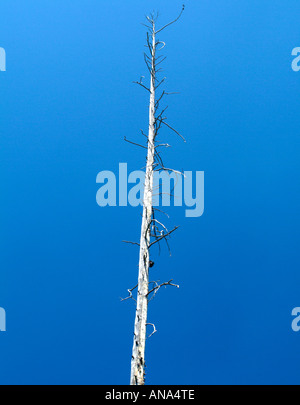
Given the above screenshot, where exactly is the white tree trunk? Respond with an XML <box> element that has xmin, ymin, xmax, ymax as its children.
<box><xmin>130</xmin><ymin>26</ymin><xmax>156</xmax><ymax>386</ymax></box>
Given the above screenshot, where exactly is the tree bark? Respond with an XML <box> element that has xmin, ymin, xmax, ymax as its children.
<box><xmin>130</xmin><ymin>23</ymin><xmax>156</xmax><ymax>386</ymax></box>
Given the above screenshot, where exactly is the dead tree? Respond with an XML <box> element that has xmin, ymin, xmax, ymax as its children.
<box><xmin>122</xmin><ymin>6</ymin><xmax>185</xmax><ymax>385</ymax></box>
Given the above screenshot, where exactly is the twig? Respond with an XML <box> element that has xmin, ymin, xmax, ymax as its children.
<box><xmin>151</xmin><ymin>218</ymin><xmax>169</xmax><ymax>234</ymax></box>
<box><xmin>155</xmin><ymin>56</ymin><xmax>167</xmax><ymax>66</ymax></box>
<box><xmin>149</xmin><ymin>226</ymin><xmax>179</xmax><ymax>248</ymax></box>
<box><xmin>155</xmin><ymin>77</ymin><xmax>166</xmax><ymax>90</ymax></box>
<box><xmin>152</xmin><ymin>207</ymin><xmax>170</xmax><ymax>218</ymax></box>
<box><xmin>122</xmin><ymin>240</ymin><xmax>140</xmax><ymax>247</ymax></box>
<box><xmin>133</xmin><ymin>81</ymin><xmax>151</xmax><ymax>93</ymax></box>
<box><xmin>121</xmin><ymin>284</ymin><xmax>138</xmax><ymax>303</ymax></box>
<box><xmin>156</xmin><ymin>41</ymin><xmax>166</xmax><ymax>51</ymax></box>
<box><xmin>155</xmin><ymin>5</ymin><xmax>185</xmax><ymax>34</ymax></box>
<box><xmin>146</xmin><ymin>323</ymin><xmax>157</xmax><ymax>338</ymax></box>
<box><xmin>154</xmin><ymin>166</ymin><xmax>185</xmax><ymax>177</ymax></box>
<box><xmin>159</xmin><ymin>120</ymin><xmax>186</xmax><ymax>142</ymax></box>
<box><xmin>155</xmin><ymin>143</ymin><xmax>171</xmax><ymax>148</ymax></box>
<box><xmin>124</xmin><ymin>137</ymin><xmax>147</xmax><ymax>149</ymax></box>
<box><xmin>147</xmin><ymin>279</ymin><xmax>179</xmax><ymax>302</ymax></box>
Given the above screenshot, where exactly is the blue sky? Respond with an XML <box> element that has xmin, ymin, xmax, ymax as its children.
<box><xmin>1</xmin><ymin>0</ymin><xmax>300</xmax><ymax>385</ymax></box>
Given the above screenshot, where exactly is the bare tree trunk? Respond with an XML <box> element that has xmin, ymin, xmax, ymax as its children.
<box><xmin>127</xmin><ymin>6</ymin><xmax>185</xmax><ymax>385</ymax></box>
<box><xmin>130</xmin><ymin>21</ymin><xmax>156</xmax><ymax>387</ymax></box>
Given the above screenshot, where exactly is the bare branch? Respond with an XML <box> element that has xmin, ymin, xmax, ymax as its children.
<box><xmin>147</xmin><ymin>281</ymin><xmax>160</xmax><ymax>302</ymax></box>
<box><xmin>121</xmin><ymin>284</ymin><xmax>138</xmax><ymax>303</ymax></box>
<box><xmin>159</xmin><ymin>119</ymin><xmax>186</xmax><ymax>142</ymax></box>
<box><xmin>141</xmin><ymin>22</ymin><xmax>152</xmax><ymax>30</ymax></box>
<box><xmin>133</xmin><ymin>80</ymin><xmax>151</xmax><ymax>93</ymax></box>
<box><xmin>122</xmin><ymin>240</ymin><xmax>140</xmax><ymax>247</ymax></box>
<box><xmin>156</xmin><ymin>105</ymin><xmax>169</xmax><ymax>120</ymax></box>
<box><xmin>155</xmin><ymin>5</ymin><xmax>185</xmax><ymax>34</ymax></box>
<box><xmin>155</xmin><ymin>91</ymin><xmax>166</xmax><ymax>111</ymax></box>
<box><xmin>151</xmin><ymin>216</ymin><xmax>160</xmax><ymax>255</ymax></box>
<box><xmin>140</xmin><ymin>129</ymin><xmax>148</xmax><ymax>138</ymax></box>
<box><xmin>152</xmin><ymin>207</ymin><xmax>170</xmax><ymax>218</ymax></box>
<box><xmin>152</xmin><ymin>218</ymin><xmax>169</xmax><ymax>234</ymax></box>
<box><xmin>156</xmin><ymin>41</ymin><xmax>166</xmax><ymax>50</ymax></box>
<box><xmin>154</xmin><ymin>166</ymin><xmax>185</xmax><ymax>177</ymax></box>
<box><xmin>145</xmin><ymin>15</ymin><xmax>154</xmax><ymax>24</ymax></box>
<box><xmin>124</xmin><ymin>137</ymin><xmax>147</xmax><ymax>149</ymax></box>
<box><xmin>155</xmin><ymin>143</ymin><xmax>171</xmax><ymax>148</ymax></box>
<box><xmin>146</xmin><ymin>323</ymin><xmax>157</xmax><ymax>338</ymax></box>
<box><xmin>144</xmin><ymin>53</ymin><xmax>152</xmax><ymax>74</ymax></box>
<box><xmin>146</xmin><ymin>32</ymin><xmax>153</xmax><ymax>55</ymax></box>
<box><xmin>164</xmin><ymin>234</ymin><xmax>172</xmax><ymax>256</ymax></box>
<box><xmin>155</xmin><ymin>56</ymin><xmax>167</xmax><ymax>66</ymax></box>
<box><xmin>147</xmin><ymin>279</ymin><xmax>179</xmax><ymax>302</ymax></box>
<box><xmin>154</xmin><ymin>149</ymin><xmax>165</xmax><ymax>168</ymax></box>
<box><xmin>155</xmin><ymin>77</ymin><xmax>166</xmax><ymax>90</ymax></box>
<box><xmin>149</xmin><ymin>226</ymin><xmax>180</xmax><ymax>248</ymax></box>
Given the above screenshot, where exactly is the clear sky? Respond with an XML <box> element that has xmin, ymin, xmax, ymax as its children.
<box><xmin>1</xmin><ymin>0</ymin><xmax>300</xmax><ymax>385</ymax></box>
